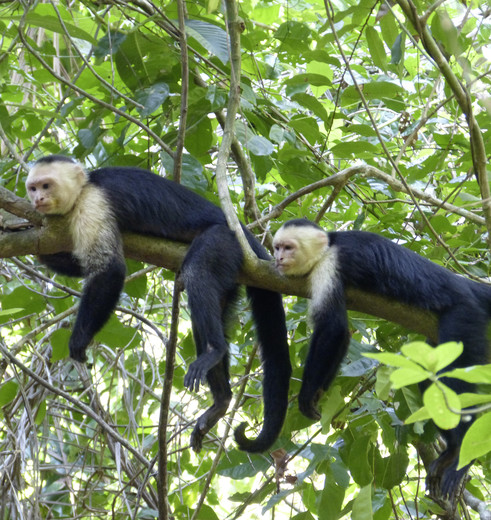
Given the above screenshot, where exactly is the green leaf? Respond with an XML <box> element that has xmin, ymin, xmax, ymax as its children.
<box><xmin>364</xmin><ymin>351</ymin><xmax>418</xmax><ymax>368</ymax></box>
<box><xmin>459</xmin><ymin>392</ymin><xmax>491</xmax><ymax>408</ymax></box>
<box><xmin>401</xmin><ymin>341</ymin><xmax>463</xmax><ymax>372</ymax></box>
<box><xmin>185</xmin><ymin>20</ymin><xmax>229</xmax><ymax>64</ymax></box>
<box><xmin>50</xmin><ymin>328</ymin><xmax>70</xmax><ymax>362</ymax></box>
<box><xmin>423</xmin><ymin>383</ymin><xmax>461</xmax><ymax>429</ymax></box>
<box><xmin>235</xmin><ymin>121</ymin><xmax>274</xmax><ymax>156</ymax></box>
<box><xmin>405</xmin><ymin>406</ymin><xmax>431</xmax><ymax>424</ymax></box>
<box><xmin>216</xmin><ymin>450</ymin><xmax>271</xmax><ymax>479</ymax></box>
<box><xmin>373</xmin><ymin>450</ymin><xmax>409</xmax><ymax>489</ymax></box>
<box><xmin>318</xmin><ymin>468</ymin><xmax>346</xmax><ymax>520</ymax></box>
<box><xmin>136</xmin><ymin>83</ymin><xmax>170</xmax><ymax>117</ymax></box>
<box><xmin>349</xmin><ymin>436</ymin><xmax>373</xmax><ymax>486</ymax></box>
<box><xmin>390</xmin><ymin>33</ymin><xmax>405</xmax><ymax>65</ymax></box>
<box><xmin>352</xmin><ymin>485</ymin><xmax>373</xmax><ymax>520</ymax></box>
<box><xmin>25</xmin><ymin>6</ymin><xmax>96</xmax><ymax>44</ymax></box>
<box><xmin>389</xmin><ymin>367</ymin><xmax>429</xmax><ymax>388</ymax></box>
<box><xmin>459</xmin><ymin>412</ymin><xmax>491</xmax><ymax>468</ymax></box>
<box><xmin>365</xmin><ymin>27</ymin><xmax>386</xmax><ymax>72</ymax></box>
<box><xmin>2</xmin><ymin>286</ymin><xmax>45</xmax><ymax>315</ymax></box>
<box><xmin>445</xmin><ymin>364</ymin><xmax>491</xmax><ymax>384</ymax></box>
<box><xmin>0</xmin><ymin>380</ymin><xmax>18</xmax><ymax>408</ymax></box>
<box><xmin>292</xmin><ymin>93</ymin><xmax>329</xmax><ymax>124</ymax></box>
<box><xmin>35</xmin><ymin>400</ymin><xmax>47</xmax><ymax>425</ymax></box>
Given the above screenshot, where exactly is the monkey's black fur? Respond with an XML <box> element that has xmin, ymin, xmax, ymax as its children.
<box><xmin>34</xmin><ymin>155</ymin><xmax>291</xmax><ymax>453</ymax></box>
<box><xmin>281</xmin><ymin>219</ymin><xmax>491</xmax><ymax>503</ymax></box>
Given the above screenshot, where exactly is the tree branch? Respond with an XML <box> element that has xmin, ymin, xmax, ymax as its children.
<box><xmin>0</xmin><ymin>219</ymin><xmax>438</xmax><ymax>342</ymax></box>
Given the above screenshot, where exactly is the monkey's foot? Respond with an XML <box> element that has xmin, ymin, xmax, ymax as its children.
<box><xmin>190</xmin><ymin>399</ymin><xmax>231</xmax><ymax>452</ymax></box>
<box><xmin>426</xmin><ymin>457</ymin><xmax>470</xmax><ymax>507</ymax></box>
<box><xmin>298</xmin><ymin>389</ymin><xmax>322</xmax><ymax>421</ymax></box>
<box><xmin>190</xmin><ymin>424</ymin><xmax>205</xmax><ymax>453</ymax></box>
<box><xmin>298</xmin><ymin>399</ymin><xmax>321</xmax><ymax>421</ymax></box>
<box><xmin>69</xmin><ymin>347</ymin><xmax>88</xmax><ymax>363</ymax></box>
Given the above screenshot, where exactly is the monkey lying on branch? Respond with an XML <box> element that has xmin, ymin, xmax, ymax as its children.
<box><xmin>236</xmin><ymin>218</ymin><xmax>491</xmax><ymax>504</ymax></box>
<box><xmin>25</xmin><ymin>155</ymin><xmax>291</xmax><ymax>453</ymax></box>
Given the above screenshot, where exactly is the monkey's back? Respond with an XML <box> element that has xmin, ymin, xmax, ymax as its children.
<box><xmin>89</xmin><ymin>167</ymin><xmax>226</xmax><ymax>242</ymax></box>
<box><xmin>329</xmin><ymin>230</ymin><xmax>487</xmax><ymax>313</ymax></box>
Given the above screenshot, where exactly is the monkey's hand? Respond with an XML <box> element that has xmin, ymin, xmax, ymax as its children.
<box><xmin>184</xmin><ymin>360</ymin><xmax>208</xmax><ymax>392</ymax></box>
<box><xmin>69</xmin><ymin>340</ymin><xmax>88</xmax><ymax>363</ymax></box>
<box><xmin>184</xmin><ymin>349</ymin><xmax>224</xmax><ymax>392</ymax></box>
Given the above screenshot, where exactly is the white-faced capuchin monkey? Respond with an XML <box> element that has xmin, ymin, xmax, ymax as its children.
<box><xmin>272</xmin><ymin>218</ymin><xmax>491</xmax><ymax>503</ymax></box>
<box><xmin>25</xmin><ymin>155</ymin><xmax>291</xmax><ymax>453</ymax></box>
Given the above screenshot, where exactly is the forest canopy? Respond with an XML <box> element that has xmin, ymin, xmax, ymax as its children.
<box><xmin>0</xmin><ymin>1</ymin><xmax>490</xmax><ymax>519</ymax></box>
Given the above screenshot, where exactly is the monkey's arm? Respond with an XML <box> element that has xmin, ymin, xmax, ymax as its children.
<box><xmin>298</xmin><ymin>286</ymin><xmax>350</xmax><ymax>420</ymax></box>
<box><xmin>69</xmin><ymin>255</ymin><xmax>126</xmax><ymax>362</ymax></box>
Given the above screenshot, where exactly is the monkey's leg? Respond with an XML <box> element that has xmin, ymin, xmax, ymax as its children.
<box><xmin>181</xmin><ymin>225</ymin><xmax>242</xmax><ymax>391</ymax></box>
<box><xmin>298</xmin><ymin>292</ymin><xmax>350</xmax><ymax>420</ymax></box>
<box><xmin>69</xmin><ymin>257</ymin><xmax>126</xmax><ymax>362</ymax></box>
<box><xmin>190</xmin><ymin>356</ymin><xmax>232</xmax><ymax>452</ymax></box>
<box><xmin>426</xmin><ymin>305</ymin><xmax>487</xmax><ymax>504</ymax></box>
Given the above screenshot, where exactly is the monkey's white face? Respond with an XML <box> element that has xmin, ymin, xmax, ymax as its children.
<box><xmin>26</xmin><ymin>162</ymin><xmax>87</xmax><ymax>215</ymax></box>
<box><xmin>273</xmin><ymin>224</ymin><xmax>329</xmax><ymax>276</ymax></box>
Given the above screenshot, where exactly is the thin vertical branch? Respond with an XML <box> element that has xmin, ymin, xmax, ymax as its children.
<box><xmin>173</xmin><ymin>0</ymin><xmax>189</xmax><ymax>183</ymax></box>
<box><xmin>214</xmin><ymin>0</ymin><xmax>259</xmax><ymax>267</ymax></box>
<box><xmin>158</xmin><ymin>280</ymin><xmax>182</xmax><ymax>520</ymax></box>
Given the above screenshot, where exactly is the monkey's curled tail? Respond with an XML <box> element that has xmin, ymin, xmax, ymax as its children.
<box><xmin>233</xmin><ymin>285</ymin><xmax>292</xmax><ymax>452</ymax></box>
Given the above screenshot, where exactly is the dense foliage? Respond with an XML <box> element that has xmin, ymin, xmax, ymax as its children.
<box><xmin>0</xmin><ymin>0</ymin><xmax>490</xmax><ymax>519</ymax></box>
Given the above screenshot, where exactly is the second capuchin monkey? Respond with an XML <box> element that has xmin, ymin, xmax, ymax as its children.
<box><xmin>272</xmin><ymin>218</ymin><xmax>491</xmax><ymax>502</ymax></box>
<box><xmin>25</xmin><ymin>155</ymin><xmax>291</xmax><ymax>453</ymax></box>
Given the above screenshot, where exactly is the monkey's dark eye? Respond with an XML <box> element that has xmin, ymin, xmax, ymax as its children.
<box><xmin>42</xmin><ymin>183</ymin><xmax>50</xmax><ymax>189</ymax></box>
<box><xmin>284</xmin><ymin>245</ymin><xmax>292</xmax><ymax>250</ymax></box>
<box><xmin>29</xmin><ymin>186</ymin><xmax>36</xmax><ymax>192</ymax></box>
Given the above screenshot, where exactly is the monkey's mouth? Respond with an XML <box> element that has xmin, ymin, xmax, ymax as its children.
<box><xmin>275</xmin><ymin>262</ymin><xmax>290</xmax><ymax>273</ymax></box>
<box><xmin>35</xmin><ymin>204</ymin><xmax>52</xmax><ymax>213</ymax></box>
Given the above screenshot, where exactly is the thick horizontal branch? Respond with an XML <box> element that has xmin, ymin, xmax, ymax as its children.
<box><xmin>0</xmin><ymin>221</ymin><xmax>438</xmax><ymax>342</ymax></box>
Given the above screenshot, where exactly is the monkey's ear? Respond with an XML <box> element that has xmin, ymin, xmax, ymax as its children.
<box><xmin>314</xmin><ymin>229</ymin><xmax>329</xmax><ymax>249</ymax></box>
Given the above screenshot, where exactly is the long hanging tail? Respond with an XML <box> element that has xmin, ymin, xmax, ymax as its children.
<box><xmin>234</xmin><ymin>228</ymin><xmax>292</xmax><ymax>452</ymax></box>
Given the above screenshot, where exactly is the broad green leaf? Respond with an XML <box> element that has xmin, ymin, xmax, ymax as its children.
<box><xmin>352</xmin><ymin>485</ymin><xmax>373</xmax><ymax>520</ymax></box>
<box><xmin>366</xmin><ymin>27</ymin><xmax>387</xmax><ymax>72</ymax></box>
<box><xmin>349</xmin><ymin>436</ymin><xmax>373</xmax><ymax>486</ymax></box>
<box><xmin>292</xmin><ymin>93</ymin><xmax>329</xmax><ymax>124</ymax></box>
<box><xmin>35</xmin><ymin>400</ymin><xmax>47</xmax><ymax>425</ymax></box>
<box><xmin>401</xmin><ymin>341</ymin><xmax>463</xmax><ymax>372</ymax></box>
<box><xmin>50</xmin><ymin>328</ymin><xmax>70</xmax><ymax>362</ymax></box>
<box><xmin>389</xmin><ymin>367</ymin><xmax>429</xmax><ymax>388</ymax></box>
<box><xmin>136</xmin><ymin>83</ymin><xmax>170</xmax><ymax>117</ymax></box>
<box><xmin>185</xmin><ymin>19</ymin><xmax>228</xmax><ymax>64</ymax></box>
<box><xmin>459</xmin><ymin>412</ymin><xmax>491</xmax><ymax>468</ymax></box>
<box><xmin>0</xmin><ymin>380</ymin><xmax>18</xmax><ymax>408</ymax></box>
<box><xmin>374</xmin><ymin>450</ymin><xmax>409</xmax><ymax>490</ymax></box>
<box><xmin>364</xmin><ymin>351</ymin><xmax>419</xmax><ymax>368</ymax></box>
<box><xmin>216</xmin><ymin>450</ymin><xmax>270</xmax><ymax>479</ymax></box>
<box><xmin>405</xmin><ymin>406</ymin><xmax>432</xmax><ymax>424</ymax></box>
<box><xmin>318</xmin><ymin>469</ymin><xmax>346</xmax><ymax>520</ymax></box>
<box><xmin>423</xmin><ymin>383</ymin><xmax>461</xmax><ymax>429</ymax></box>
<box><xmin>390</xmin><ymin>33</ymin><xmax>405</xmax><ymax>65</ymax></box>
<box><xmin>459</xmin><ymin>392</ymin><xmax>491</xmax><ymax>407</ymax></box>
<box><xmin>445</xmin><ymin>364</ymin><xmax>491</xmax><ymax>384</ymax></box>
<box><xmin>320</xmin><ymin>385</ymin><xmax>344</xmax><ymax>433</ymax></box>
<box><xmin>25</xmin><ymin>8</ymin><xmax>96</xmax><ymax>44</ymax></box>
